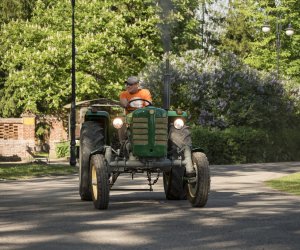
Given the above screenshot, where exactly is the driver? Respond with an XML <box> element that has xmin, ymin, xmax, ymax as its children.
<box><xmin>120</xmin><ymin>76</ymin><xmax>152</xmax><ymax>114</ymax></box>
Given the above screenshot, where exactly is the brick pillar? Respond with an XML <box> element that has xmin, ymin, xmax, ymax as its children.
<box><xmin>21</xmin><ymin>113</ymin><xmax>36</xmax><ymax>159</ymax></box>
<box><xmin>48</xmin><ymin>117</ymin><xmax>68</xmax><ymax>159</ymax></box>
<box><xmin>22</xmin><ymin>113</ymin><xmax>36</xmax><ymax>140</ymax></box>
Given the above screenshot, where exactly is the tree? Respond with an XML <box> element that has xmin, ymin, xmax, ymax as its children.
<box><xmin>219</xmin><ymin>0</ymin><xmax>300</xmax><ymax>80</ymax></box>
<box><xmin>167</xmin><ymin>0</ymin><xmax>203</xmax><ymax>53</ymax></box>
<box><xmin>200</xmin><ymin>0</ymin><xmax>228</xmax><ymax>55</ymax></box>
<box><xmin>0</xmin><ymin>0</ymin><xmax>38</xmax><ymax>24</ymax></box>
<box><xmin>141</xmin><ymin>51</ymin><xmax>298</xmax><ymax>130</ymax></box>
<box><xmin>0</xmin><ymin>0</ymin><xmax>203</xmax><ymax>117</ymax></box>
<box><xmin>218</xmin><ymin>0</ymin><xmax>258</xmax><ymax>58</ymax></box>
<box><xmin>0</xmin><ymin>0</ymin><xmax>160</xmax><ymax>117</ymax></box>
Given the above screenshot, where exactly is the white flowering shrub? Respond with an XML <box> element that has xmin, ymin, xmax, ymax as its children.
<box><xmin>141</xmin><ymin>51</ymin><xmax>299</xmax><ymax>130</ymax></box>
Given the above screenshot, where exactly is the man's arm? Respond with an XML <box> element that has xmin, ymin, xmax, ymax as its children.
<box><xmin>142</xmin><ymin>89</ymin><xmax>152</xmax><ymax>106</ymax></box>
<box><xmin>120</xmin><ymin>97</ymin><xmax>128</xmax><ymax>108</ymax></box>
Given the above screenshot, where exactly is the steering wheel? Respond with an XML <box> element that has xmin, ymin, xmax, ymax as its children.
<box><xmin>127</xmin><ymin>98</ymin><xmax>153</xmax><ymax>108</ymax></box>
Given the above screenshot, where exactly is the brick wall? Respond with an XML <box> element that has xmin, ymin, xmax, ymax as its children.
<box><xmin>0</xmin><ymin>114</ymin><xmax>68</xmax><ymax>161</ymax></box>
<box><xmin>0</xmin><ymin>114</ymin><xmax>36</xmax><ymax>161</ymax></box>
<box><xmin>47</xmin><ymin>117</ymin><xmax>68</xmax><ymax>159</ymax></box>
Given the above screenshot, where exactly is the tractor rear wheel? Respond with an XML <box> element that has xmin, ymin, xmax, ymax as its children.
<box><xmin>163</xmin><ymin>167</ymin><xmax>186</xmax><ymax>200</ymax></box>
<box><xmin>187</xmin><ymin>152</ymin><xmax>210</xmax><ymax>207</ymax></box>
<box><xmin>90</xmin><ymin>154</ymin><xmax>110</xmax><ymax>209</ymax></box>
<box><xmin>79</xmin><ymin>121</ymin><xmax>104</xmax><ymax>201</ymax></box>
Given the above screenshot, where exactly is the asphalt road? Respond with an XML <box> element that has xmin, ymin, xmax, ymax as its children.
<box><xmin>0</xmin><ymin>162</ymin><xmax>300</xmax><ymax>250</ymax></box>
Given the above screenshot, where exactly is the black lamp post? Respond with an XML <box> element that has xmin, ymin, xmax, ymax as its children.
<box><xmin>262</xmin><ymin>15</ymin><xmax>294</xmax><ymax>78</ymax></box>
<box><xmin>70</xmin><ymin>0</ymin><xmax>76</xmax><ymax>166</ymax></box>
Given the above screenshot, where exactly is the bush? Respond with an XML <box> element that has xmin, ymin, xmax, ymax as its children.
<box><xmin>263</xmin><ymin>128</ymin><xmax>300</xmax><ymax>162</ymax></box>
<box><xmin>55</xmin><ymin>141</ymin><xmax>70</xmax><ymax>158</ymax></box>
<box><xmin>142</xmin><ymin>52</ymin><xmax>299</xmax><ymax>131</ymax></box>
<box><xmin>191</xmin><ymin>126</ymin><xmax>300</xmax><ymax>164</ymax></box>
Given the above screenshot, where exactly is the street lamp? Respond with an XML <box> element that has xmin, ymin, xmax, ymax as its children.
<box><xmin>262</xmin><ymin>24</ymin><xmax>271</xmax><ymax>33</ymax></box>
<box><xmin>285</xmin><ymin>23</ymin><xmax>295</xmax><ymax>36</ymax></box>
<box><xmin>70</xmin><ymin>0</ymin><xmax>76</xmax><ymax>166</ymax></box>
<box><xmin>262</xmin><ymin>17</ymin><xmax>294</xmax><ymax>78</ymax></box>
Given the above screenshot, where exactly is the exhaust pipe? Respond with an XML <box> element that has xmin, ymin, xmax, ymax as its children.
<box><xmin>163</xmin><ymin>53</ymin><xmax>171</xmax><ymax>110</ymax></box>
<box><xmin>159</xmin><ymin>0</ymin><xmax>172</xmax><ymax>110</ymax></box>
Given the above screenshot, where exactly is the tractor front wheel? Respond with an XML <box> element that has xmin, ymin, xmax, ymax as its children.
<box><xmin>163</xmin><ymin>167</ymin><xmax>186</xmax><ymax>200</ymax></box>
<box><xmin>187</xmin><ymin>152</ymin><xmax>210</xmax><ymax>207</ymax></box>
<box><xmin>90</xmin><ymin>154</ymin><xmax>110</xmax><ymax>209</ymax></box>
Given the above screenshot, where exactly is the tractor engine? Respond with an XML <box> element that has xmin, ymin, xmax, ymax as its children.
<box><xmin>129</xmin><ymin>107</ymin><xmax>168</xmax><ymax>159</ymax></box>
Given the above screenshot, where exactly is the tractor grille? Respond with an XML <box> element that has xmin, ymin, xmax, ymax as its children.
<box><xmin>132</xmin><ymin>117</ymin><xmax>168</xmax><ymax>146</ymax></box>
<box><xmin>154</xmin><ymin>117</ymin><xmax>168</xmax><ymax>145</ymax></box>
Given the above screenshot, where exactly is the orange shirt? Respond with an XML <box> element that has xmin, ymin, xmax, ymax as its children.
<box><xmin>120</xmin><ymin>89</ymin><xmax>152</xmax><ymax>113</ymax></box>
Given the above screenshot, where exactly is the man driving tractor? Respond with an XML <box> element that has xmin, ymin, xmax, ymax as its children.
<box><xmin>119</xmin><ymin>76</ymin><xmax>152</xmax><ymax>113</ymax></box>
<box><xmin>118</xmin><ymin>76</ymin><xmax>153</xmax><ymax>144</ymax></box>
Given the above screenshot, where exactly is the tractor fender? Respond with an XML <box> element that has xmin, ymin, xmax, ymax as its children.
<box><xmin>90</xmin><ymin>146</ymin><xmax>105</xmax><ymax>158</ymax></box>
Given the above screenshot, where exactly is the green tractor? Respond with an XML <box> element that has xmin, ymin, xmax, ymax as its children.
<box><xmin>79</xmin><ymin>97</ymin><xmax>211</xmax><ymax>209</ymax></box>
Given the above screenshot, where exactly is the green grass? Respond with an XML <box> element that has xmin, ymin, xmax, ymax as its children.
<box><xmin>0</xmin><ymin>163</ymin><xmax>78</xmax><ymax>180</ymax></box>
<box><xmin>266</xmin><ymin>172</ymin><xmax>300</xmax><ymax>195</ymax></box>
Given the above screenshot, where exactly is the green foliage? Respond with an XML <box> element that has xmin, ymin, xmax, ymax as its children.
<box><xmin>219</xmin><ymin>0</ymin><xmax>258</xmax><ymax>58</ymax></box>
<box><xmin>1</xmin><ymin>0</ymin><xmax>300</xmax><ymax>165</ymax></box>
<box><xmin>55</xmin><ymin>141</ymin><xmax>70</xmax><ymax>158</ymax></box>
<box><xmin>201</xmin><ymin>0</ymin><xmax>227</xmax><ymax>55</ymax></box>
<box><xmin>0</xmin><ymin>0</ymin><xmax>202</xmax><ymax>118</ymax></box>
<box><xmin>192</xmin><ymin>126</ymin><xmax>266</xmax><ymax>164</ymax></box>
<box><xmin>0</xmin><ymin>19</ymin><xmax>72</xmax><ymax>116</ymax></box>
<box><xmin>0</xmin><ymin>0</ymin><xmax>38</xmax><ymax>24</ymax></box>
<box><xmin>263</xmin><ymin>127</ymin><xmax>300</xmax><ymax>162</ymax></box>
<box><xmin>191</xmin><ymin>126</ymin><xmax>300</xmax><ymax>164</ymax></box>
<box><xmin>219</xmin><ymin>0</ymin><xmax>300</xmax><ymax>81</ymax></box>
<box><xmin>142</xmin><ymin>51</ymin><xmax>299</xmax><ymax>130</ymax></box>
<box><xmin>163</xmin><ymin>0</ymin><xmax>203</xmax><ymax>53</ymax></box>
<box><xmin>35</xmin><ymin>121</ymin><xmax>50</xmax><ymax>141</ymax></box>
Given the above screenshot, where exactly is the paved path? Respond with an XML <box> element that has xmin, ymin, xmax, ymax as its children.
<box><xmin>0</xmin><ymin>162</ymin><xmax>300</xmax><ymax>250</ymax></box>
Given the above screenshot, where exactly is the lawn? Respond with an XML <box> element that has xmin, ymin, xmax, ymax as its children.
<box><xmin>0</xmin><ymin>163</ymin><xmax>78</xmax><ymax>180</ymax></box>
<box><xmin>266</xmin><ymin>172</ymin><xmax>300</xmax><ymax>195</ymax></box>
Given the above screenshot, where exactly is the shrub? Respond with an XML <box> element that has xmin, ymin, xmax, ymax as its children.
<box><xmin>55</xmin><ymin>141</ymin><xmax>70</xmax><ymax>158</ymax></box>
<box><xmin>142</xmin><ymin>52</ymin><xmax>299</xmax><ymax>131</ymax></box>
<box><xmin>263</xmin><ymin>128</ymin><xmax>300</xmax><ymax>162</ymax></box>
<box><xmin>191</xmin><ymin>126</ymin><xmax>300</xmax><ymax>164</ymax></box>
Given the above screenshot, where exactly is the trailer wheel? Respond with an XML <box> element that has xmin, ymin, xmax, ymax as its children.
<box><xmin>90</xmin><ymin>154</ymin><xmax>110</xmax><ymax>209</ymax></box>
<box><xmin>79</xmin><ymin>121</ymin><xmax>104</xmax><ymax>201</ymax></box>
<box><xmin>187</xmin><ymin>152</ymin><xmax>210</xmax><ymax>207</ymax></box>
<box><xmin>163</xmin><ymin>167</ymin><xmax>186</xmax><ymax>200</ymax></box>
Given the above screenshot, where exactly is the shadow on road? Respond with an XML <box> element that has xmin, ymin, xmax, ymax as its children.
<box><xmin>0</xmin><ymin>163</ymin><xmax>300</xmax><ymax>250</ymax></box>
<box><xmin>210</xmin><ymin>161</ymin><xmax>300</xmax><ymax>177</ymax></box>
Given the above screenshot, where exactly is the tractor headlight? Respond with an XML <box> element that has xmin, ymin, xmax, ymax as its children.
<box><xmin>113</xmin><ymin>117</ymin><xmax>123</xmax><ymax>129</ymax></box>
<box><xmin>174</xmin><ymin>118</ymin><xmax>184</xmax><ymax>130</ymax></box>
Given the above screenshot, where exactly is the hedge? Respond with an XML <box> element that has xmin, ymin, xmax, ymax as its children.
<box><xmin>54</xmin><ymin>127</ymin><xmax>300</xmax><ymax>164</ymax></box>
<box><xmin>191</xmin><ymin>126</ymin><xmax>300</xmax><ymax>164</ymax></box>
